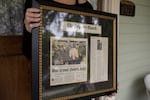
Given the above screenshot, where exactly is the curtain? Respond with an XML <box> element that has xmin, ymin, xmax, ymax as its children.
<box><xmin>0</xmin><ymin>0</ymin><xmax>24</xmax><ymax>35</ymax></box>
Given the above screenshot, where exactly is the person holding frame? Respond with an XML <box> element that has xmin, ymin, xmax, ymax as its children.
<box><xmin>22</xmin><ymin>0</ymin><xmax>93</xmax><ymax>59</ymax></box>
<box><xmin>22</xmin><ymin>0</ymin><xmax>117</xmax><ymax>100</ymax></box>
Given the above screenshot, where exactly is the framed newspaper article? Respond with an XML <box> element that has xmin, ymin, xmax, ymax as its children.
<box><xmin>32</xmin><ymin>1</ymin><xmax>117</xmax><ymax>100</ymax></box>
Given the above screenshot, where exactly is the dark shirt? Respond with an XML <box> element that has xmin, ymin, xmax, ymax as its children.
<box><xmin>22</xmin><ymin>0</ymin><xmax>93</xmax><ymax>59</ymax></box>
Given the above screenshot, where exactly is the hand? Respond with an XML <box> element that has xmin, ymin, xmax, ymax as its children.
<box><xmin>24</xmin><ymin>8</ymin><xmax>41</xmax><ymax>32</ymax></box>
<box><xmin>107</xmin><ymin>92</ymin><xmax>116</xmax><ymax>97</ymax></box>
<box><xmin>107</xmin><ymin>83</ymin><xmax>119</xmax><ymax>97</ymax></box>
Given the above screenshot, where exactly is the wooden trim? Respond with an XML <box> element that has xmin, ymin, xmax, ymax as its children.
<box><xmin>0</xmin><ymin>36</ymin><xmax>23</xmax><ymax>56</ymax></box>
<box><xmin>97</xmin><ymin>0</ymin><xmax>103</xmax><ymax>10</ymax></box>
<box><xmin>102</xmin><ymin>0</ymin><xmax>120</xmax><ymax>14</ymax></box>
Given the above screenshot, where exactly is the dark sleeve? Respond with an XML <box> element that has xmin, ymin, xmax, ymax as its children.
<box><xmin>83</xmin><ymin>1</ymin><xmax>93</xmax><ymax>10</ymax></box>
<box><xmin>22</xmin><ymin>29</ymin><xmax>32</xmax><ymax>59</ymax></box>
<box><xmin>22</xmin><ymin>0</ymin><xmax>32</xmax><ymax>59</ymax></box>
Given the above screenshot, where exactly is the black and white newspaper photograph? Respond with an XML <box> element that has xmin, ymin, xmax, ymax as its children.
<box><xmin>50</xmin><ymin>37</ymin><xmax>88</xmax><ymax>86</ymax></box>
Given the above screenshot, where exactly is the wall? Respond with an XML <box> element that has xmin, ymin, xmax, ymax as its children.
<box><xmin>117</xmin><ymin>0</ymin><xmax>150</xmax><ymax>100</ymax></box>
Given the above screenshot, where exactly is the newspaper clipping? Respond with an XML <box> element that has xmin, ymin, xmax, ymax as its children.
<box><xmin>50</xmin><ymin>37</ymin><xmax>88</xmax><ymax>86</ymax></box>
<box><xmin>90</xmin><ymin>36</ymin><xmax>108</xmax><ymax>83</ymax></box>
<box><xmin>61</xmin><ymin>21</ymin><xmax>102</xmax><ymax>35</ymax></box>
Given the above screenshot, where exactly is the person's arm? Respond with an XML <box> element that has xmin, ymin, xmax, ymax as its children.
<box><xmin>22</xmin><ymin>0</ymin><xmax>41</xmax><ymax>59</ymax></box>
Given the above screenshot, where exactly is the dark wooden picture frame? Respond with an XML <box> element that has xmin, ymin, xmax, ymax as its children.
<box><xmin>32</xmin><ymin>1</ymin><xmax>117</xmax><ymax>100</ymax></box>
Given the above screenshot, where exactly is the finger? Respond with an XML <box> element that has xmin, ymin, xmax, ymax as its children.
<box><xmin>26</xmin><ymin>12</ymin><xmax>41</xmax><ymax>20</ymax></box>
<box><xmin>26</xmin><ymin>12</ymin><xmax>41</xmax><ymax>18</ymax></box>
<box><xmin>26</xmin><ymin>8</ymin><xmax>41</xmax><ymax>18</ymax></box>
<box><xmin>27</xmin><ymin>8</ymin><xmax>40</xmax><ymax>13</ymax></box>
<box><xmin>108</xmin><ymin>92</ymin><xmax>116</xmax><ymax>97</ymax></box>
<box><xmin>29</xmin><ymin>22</ymin><xmax>40</xmax><ymax>29</ymax></box>
<box><xmin>32</xmin><ymin>17</ymin><xmax>41</xmax><ymax>22</ymax></box>
<box><xmin>26</xmin><ymin>17</ymin><xmax>41</xmax><ymax>23</ymax></box>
